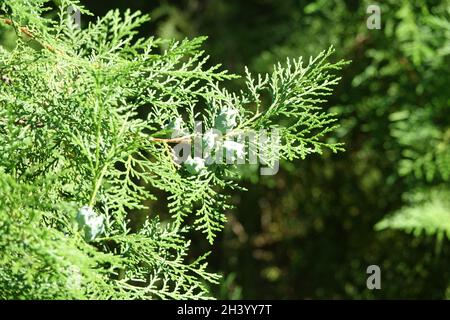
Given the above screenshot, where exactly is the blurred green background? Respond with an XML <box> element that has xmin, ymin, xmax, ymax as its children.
<box><xmin>9</xmin><ymin>0</ymin><xmax>450</xmax><ymax>299</ymax></box>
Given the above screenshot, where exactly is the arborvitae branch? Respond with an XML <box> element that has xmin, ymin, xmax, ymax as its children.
<box><xmin>0</xmin><ymin>0</ymin><xmax>345</xmax><ymax>299</ymax></box>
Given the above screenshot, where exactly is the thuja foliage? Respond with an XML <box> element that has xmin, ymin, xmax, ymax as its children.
<box><xmin>374</xmin><ymin>3</ymin><xmax>450</xmax><ymax>242</ymax></box>
<box><xmin>149</xmin><ymin>0</ymin><xmax>450</xmax><ymax>298</ymax></box>
<box><xmin>0</xmin><ymin>0</ymin><xmax>345</xmax><ymax>299</ymax></box>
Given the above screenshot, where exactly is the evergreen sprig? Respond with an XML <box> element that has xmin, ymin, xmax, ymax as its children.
<box><xmin>0</xmin><ymin>0</ymin><xmax>345</xmax><ymax>299</ymax></box>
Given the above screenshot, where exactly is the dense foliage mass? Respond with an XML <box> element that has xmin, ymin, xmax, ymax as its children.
<box><xmin>1</xmin><ymin>0</ymin><xmax>449</xmax><ymax>300</ymax></box>
<box><xmin>0</xmin><ymin>0</ymin><xmax>345</xmax><ymax>299</ymax></box>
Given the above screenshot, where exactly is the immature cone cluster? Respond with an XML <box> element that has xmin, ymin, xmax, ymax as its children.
<box><xmin>211</xmin><ymin>107</ymin><xmax>245</xmax><ymax>163</ymax></box>
<box><xmin>1</xmin><ymin>75</ymin><xmax>11</xmax><ymax>85</ymax></box>
<box><xmin>76</xmin><ymin>206</ymin><xmax>105</xmax><ymax>242</ymax></box>
<box><xmin>214</xmin><ymin>107</ymin><xmax>239</xmax><ymax>134</ymax></box>
<box><xmin>167</xmin><ymin>107</ymin><xmax>246</xmax><ymax>175</ymax></box>
<box><xmin>184</xmin><ymin>156</ymin><xmax>206</xmax><ymax>175</ymax></box>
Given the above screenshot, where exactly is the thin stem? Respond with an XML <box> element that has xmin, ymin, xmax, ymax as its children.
<box><xmin>149</xmin><ymin>136</ymin><xmax>192</xmax><ymax>143</ymax></box>
<box><xmin>0</xmin><ymin>17</ymin><xmax>57</xmax><ymax>53</ymax></box>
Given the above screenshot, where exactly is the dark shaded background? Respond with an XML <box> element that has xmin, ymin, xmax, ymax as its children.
<box><xmin>78</xmin><ymin>0</ymin><xmax>450</xmax><ymax>299</ymax></box>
